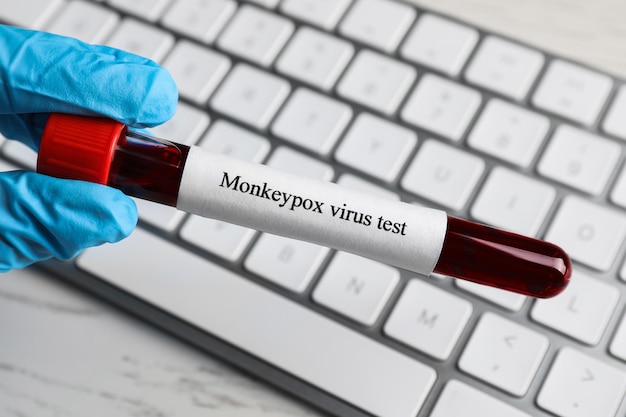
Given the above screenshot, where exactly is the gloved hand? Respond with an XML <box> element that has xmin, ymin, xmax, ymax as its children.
<box><xmin>0</xmin><ymin>25</ymin><xmax>178</xmax><ymax>272</ymax></box>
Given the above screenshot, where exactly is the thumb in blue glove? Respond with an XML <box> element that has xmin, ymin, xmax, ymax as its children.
<box><xmin>0</xmin><ymin>25</ymin><xmax>178</xmax><ymax>272</ymax></box>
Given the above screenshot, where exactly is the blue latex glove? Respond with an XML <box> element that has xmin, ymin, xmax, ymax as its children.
<box><xmin>0</xmin><ymin>25</ymin><xmax>178</xmax><ymax>272</ymax></box>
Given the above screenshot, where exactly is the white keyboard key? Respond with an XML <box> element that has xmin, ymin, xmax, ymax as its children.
<box><xmin>430</xmin><ymin>380</ymin><xmax>531</xmax><ymax>417</ymax></box>
<box><xmin>105</xmin><ymin>18</ymin><xmax>174</xmax><ymax>62</ymax></box>
<box><xmin>401</xmin><ymin>140</ymin><xmax>484</xmax><ymax>211</ymax></box>
<box><xmin>337</xmin><ymin>50</ymin><xmax>416</xmax><ymax>115</ymax></box>
<box><xmin>265</xmin><ymin>147</ymin><xmax>334</xmax><ymax>180</ymax></box>
<box><xmin>313</xmin><ymin>252</ymin><xmax>400</xmax><ymax>326</ymax></box>
<box><xmin>533</xmin><ymin>59</ymin><xmax>613</xmax><ymax>125</ymax></box>
<box><xmin>384</xmin><ymin>279</ymin><xmax>472</xmax><ymax>360</ymax></box>
<box><xmin>531</xmin><ymin>270</ymin><xmax>619</xmax><ymax>345</ymax></box>
<box><xmin>537</xmin><ymin>347</ymin><xmax>626</xmax><ymax>417</ymax></box>
<box><xmin>468</xmin><ymin>99</ymin><xmax>550</xmax><ymax>167</ymax></box>
<box><xmin>280</xmin><ymin>0</ymin><xmax>352</xmax><ymax>30</ymax></box>
<box><xmin>149</xmin><ymin>102</ymin><xmax>210</xmax><ymax>145</ymax></box>
<box><xmin>459</xmin><ymin>312</ymin><xmax>548</xmax><ymax>396</ymax></box>
<box><xmin>537</xmin><ymin>125</ymin><xmax>621</xmax><ymax>195</ymax></box>
<box><xmin>134</xmin><ymin>198</ymin><xmax>186</xmax><ymax>232</ymax></box>
<box><xmin>465</xmin><ymin>36</ymin><xmax>543</xmax><ymax>100</ymax></box>
<box><xmin>546</xmin><ymin>195</ymin><xmax>626</xmax><ymax>271</ymax></box>
<box><xmin>242</xmin><ymin>0</ymin><xmax>280</xmax><ymax>8</ymax></box>
<box><xmin>603</xmin><ymin>84</ymin><xmax>626</xmax><ymax>140</ymax></box>
<box><xmin>339</xmin><ymin>0</ymin><xmax>415</xmax><ymax>53</ymax></box>
<box><xmin>401</xmin><ymin>13</ymin><xmax>478</xmax><ymax>77</ymax></box>
<box><xmin>335</xmin><ymin>113</ymin><xmax>417</xmax><ymax>182</ymax></box>
<box><xmin>181</xmin><ymin>216</ymin><xmax>257</xmax><ymax>262</ymax></box>
<box><xmin>610</xmin><ymin>162</ymin><xmax>626</xmax><ymax>209</ymax></box>
<box><xmin>276</xmin><ymin>27</ymin><xmax>354</xmax><ymax>91</ymax></box>
<box><xmin>162</xmin><ymin>40</ymin><xmax>231</xmax><ymax>105</ymax></box>
<box><xmin>401</xmin><ymin>74</ymin><xmax>481</xmax><ymax>141</ymax></box>
<box><xmin>210</xmin><ymin>64</ymin><xmax>290</xmax><ymax>129</ymax></box>
<box><xmin>246</xmin><ymin>234</ymin><xmax>330</xmax><ymax>293</ymax></box>
<box><xmin>107</xmin><ymin>0</ymin><xmax>171</xmax><ymax>22</ymax></box>
<box><xmin>47</xmin><ymin>0</ymin><xmax>118</xmax><ymax>43</ymax></box>
<box><xmin>336</xmin><ymin>174</ymin><xmax>399</xmax><ymax>201</ymax></box>
<box><xmin>1</xmin><ymin>140</ymin><xmax>37</xmax><ymax>170</ymax></box>
<box><xmin>0</xmin><ymin>0</ymin><xmax>64</xmax><ymax>29</ymax></box>
<box><xmin>161</xmin><ymin>0</ymin><xmax>236</xmax><ymax>44</ymax></box>
<box><xmin>471</xmin><ymin>167</ymin><xmax>556</xmax><ymax>236</ymax></box>
<box><xmin>610</xmin><ymin>311</ymin><xmax>626</xmax><ymax>361</ymax></box>
<box><xmin>455</xmin><ymin>280</ymin><xmax>527</xmax><ymax>312</ymax></box>
<box><xmin>200</xmin><ymin>120</ymin><xmax>271</xmax><ymax>163</ymax></box>
<box><xmin>180</xmin><ymin>122</ymin><xmax>270</xmax><ymax>261</ymax></box>
<box><xmin>78</xmin><ymin>228</ymin><xmax>436</xmax><ymax>417</ymax></box>
<box><xmin>271</xmin><ymin>88</ymin><xmax>352</xmax><ymax>155</ymax></box>
<box><xmin>217</xmin><ymin>5</ymin><xmax>294</xmax><ymax>67</ymax></box>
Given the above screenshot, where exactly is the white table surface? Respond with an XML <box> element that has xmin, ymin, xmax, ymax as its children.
<box><xmin>2</xmin><ymin>1</ymin><xmax>626</xmax><ymax>416</ymax></box>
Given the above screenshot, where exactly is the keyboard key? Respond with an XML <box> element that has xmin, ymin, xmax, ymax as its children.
<box><xmin>134</xmin><ymin>198</ymin><xmax>186</xmax><ymax>232</ymax></box>
<box><xmin>430</xmin><ymin>380</ymin><xmax>531</xmax><ymax>417</ymax></box>
<box><xmin>280</xmin><ymin>0</ymin><xmax>352</xmax><ymax>30</ymax></box>
<box><xmin>455</xmin><ymin>280</ymin><xmax>527</xmax><ymax>312</ymax></box>
<box><xmin>271</xmin><ymin>88</ymin><xmax>352</xmax><ymax>155</ymax></box>
<box><xmin>545</xmin><ymin>195</ymin><xmax>626</xmax><ymax>271</ymax></box>
<box><xmin>276</xmin><ymin>26</ymin><xmax>354</xmax><ymax>91</ymax></box>
<box><xmin>217</xmin><ymin>4</ymin><xmax>294</xmax><ymax>67</ymax></box>
<box><xmin>337</xmin><ymin>50</ymin><xmax>416</xmax><ymax>115</ymax></box>
<box><xmin>265</xmin><ymin>146</ymin><xmax>334</xmax><ymax>180</ymax></box>
<box><xmin>335</xmin><ymin>113</ymin><xmax>417</xmax><ymax>182</ymax></box>
<box><xmin>336</xmin><ymin>174</ymin><xmax>399</xmax><ymax>201</ymax></box>
<box><xmin>603</xmin><ymin>84</ymin><xmax>626</xmax><ymax>140</ymax></box>
<box><xmin>531</xmin><ymin>270</ymin><xmax>619</xmax><ymax>345</ymax></box>
<box><xmin>467</xmin><ymin>99</ymin><xmax>550</xmax><ymax>167</ymax></box>
<box><xmin>242</xmin><ymin>0</ymin><xmax>280</xmax><ymax>8</ymax></box>
<box><xmin>210</xmin><ymin>64</ymin><xmax>290</xmax><ymax>129</ymax></box>
<box><xmin>313</xmin><ymin>252</ymin><xmax>400</xmax><ymax>326</ymax></box>
<box><xmin>384</xmin><ymin>279</ymin><xmax>472</xmax><ymax>360</ymax></box>
<box><xmin>401</xmin><ymin>140</ymin><xmax>485</xmax><ymax>211</ymax></box>
<box><xmin>532</xmin><ymin>59</ymin><xmax>613</xmax><ymax>125</ymax></box>
<box><xmin>0</xmin><ymin>0</ymin><xmax>64</xmax><ymax>29</ymax></box>
<box><xmin>199</xmin><ymin>120</ymin><xmax>271</xmax><ymax>163</ymax></box>
<box><xmin>161</xmin><ymin>0</ymin><xmax>236</xmax><ymax>44</ymax></box>
<box><xmin>78</xmin><ymin>228</ymin><xmax>438</xmax><ymax>417</ymax></box>
<box><xmin>245</xmin><ymin>234</ymin><xmax>330</xmax><ymax>292</ymax></box>
<box><xmin>470</xmin><ymin>167</ymin><xmax>555</xmax><ymax>236</ymax></box>
<box><xmin>107</xmin><ymin>0</ymin><xmax>171</xmax><ymax>22</ymax></box>
<box><xmin>339</xmin><ymin>0</ymin><xmax>415</xmax><ymax>53</ymax></box>
<box><xmin>401</xmin><ymin>13</ymin><xmax>478</xmax><ymax>77</ymax></box>
<box><xmin>105</xmin><ymin>18</ymin><xmax>174</xmax><ymax>62</ymax></box>
<box><xmin>610</xmin><ymin>310</ymin><xmax>626</xmax><ymax>362</ymax></box>
<box><xmin>465</xmin><ymin>36</ymin><xmax>544</xmax><ymax>100</ymax></box>
<box><xmin>162</xmin><ymin>40</ymin><xmax>231</xmax><ymax>105</ymax></box>
<box><xmin>149</xmin><ymin>102</ymin><xmax>210</xmax><ymax>145</ymax></box>
<box><xmin>537</xmin><ymin>125</ymin><xmax>621</xmax><ymax>195</ymax></box>
<box><xmin>537</xmin><ymin>347</ymin><xmax>626</xmax><ymax>417</ymax></box>
<box><xmin>401</xmin><ymin>74</ymin><xmax>481</xmax><ymax>141</ymax></box>
<box><xmin>459</xmin><ymin>312</ymin><xmax>548</xmax><ymax>396</ymax></box>
<box><xmin>609</xmin><ymin>162</ymin><xmax>626</xmax><ymax>209</ymax></box>
<box><xmin>47</xmin><ymin>0</ymin><xmax>118</xmax><ymax>43</ymax></box>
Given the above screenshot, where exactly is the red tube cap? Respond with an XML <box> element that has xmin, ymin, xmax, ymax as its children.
<box><xmin>37</xmin><ymin>113</ymin><xmax>125</xmax><ymax>184</ymax></box>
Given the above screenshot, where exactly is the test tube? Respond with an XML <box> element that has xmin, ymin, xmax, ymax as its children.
<box><xmin>37</xmin><ymin>113</ymin><xmax>571</xmax><ymax>298</ymax></box>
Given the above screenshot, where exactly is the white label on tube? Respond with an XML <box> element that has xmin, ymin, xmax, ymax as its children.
<box><xmin>177</xmin><ymin>147</ymin><xmax>447</xmax><ymax>275</ymax></box>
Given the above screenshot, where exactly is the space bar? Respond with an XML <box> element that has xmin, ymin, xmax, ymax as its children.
<box><xmin>77</xmin><ymin>229</ymin><xmax>436</xmax><ymax>417</ymax></box>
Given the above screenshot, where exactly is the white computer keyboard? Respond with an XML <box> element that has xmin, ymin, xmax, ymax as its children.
<box><xmin>2</xmin><ymin>0</ymin><xmax>626</xmax><ymax>416</ymax></box>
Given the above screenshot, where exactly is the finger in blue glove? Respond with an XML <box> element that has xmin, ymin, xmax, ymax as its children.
<box><xmin>0</xmin><ymin>170</ymin><xmax>138</xmax><ymax>272</ymax></box>
<box><xmin>0</xmin><ymin>24</ymin><xmax>178</xmax><ymax>149</ymax></box>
